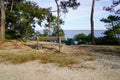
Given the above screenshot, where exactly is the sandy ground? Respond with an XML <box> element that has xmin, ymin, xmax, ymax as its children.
<box><xmin>0</xmin><ymin>53</ymin><xmax>120</xmax><ymax>80</ymax></box>
<box><xmin>0</xmin><ymin>41</ymin><xmax>120</xmax><ymax>80</ymax></box>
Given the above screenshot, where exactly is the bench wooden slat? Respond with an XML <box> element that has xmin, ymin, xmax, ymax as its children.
<box><xmin>38</xmin><ymin>36</ymin><xmax>65</xmax><ymax>41</ymax></box>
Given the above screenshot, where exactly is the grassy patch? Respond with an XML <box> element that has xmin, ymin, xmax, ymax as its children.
<box><xmin>40</xmin><ymin>53</ymin><xmax>78</xmax><ymax>67</ymax></box>
<box><xmin>0</xmin><ymin>51</ymin><xmax>40</xmax><ymax>64</ymax></box>
<box><xmin>89</xmin><ymin>45</ymin><xmax>120</xmax><ymax>57</ymax></box>
<box><xmin>0</xmin><ymin>50</ymin><xmax>95</xmax><ymax>67</ymax></box>
<box><xmin>82</xmin><ymin>45</ymin><xmax>120</xmax><ymax>56</ymax></box>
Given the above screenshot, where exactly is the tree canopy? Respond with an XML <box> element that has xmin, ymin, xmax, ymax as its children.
<box><xmin>96</xmin><ymin>15</ymin><xmax>120</xmax><ymax>45</ymax></box>
<box><xmin>103</xmin><ymin>0</ymin><xmax>120</xmax><ymax>14</ymax></box>
<box><xmin>1</xmin><ymin>0</ymin><xmax>49</xmax><ymax>40</ymax></box>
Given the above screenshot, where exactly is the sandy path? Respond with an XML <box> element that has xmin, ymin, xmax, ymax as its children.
<box><xmin>0</xmin><ymin>42</ymin><xmax>120</xmax><ymax>80</ymax></box>
<box><xmin>0</xmin><ymin>54</ymin><xmax>120</xmax><ymax>80</ymax></box>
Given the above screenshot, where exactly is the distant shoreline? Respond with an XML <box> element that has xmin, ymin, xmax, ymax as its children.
<box><xmin>35</xmin><ymin>30</ymin><xmax>106</xmax><ymax>39</ymax></box>
<box><xmin>64</xmin><ymin>30</ymin><xmax>105</xmax><ymax>39</ymax></box>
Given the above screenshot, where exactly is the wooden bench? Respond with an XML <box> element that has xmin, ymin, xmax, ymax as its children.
<box><xmin>36</xmin><ymin>36</ymin><xmax>65</xmax><ymax>50</ymax></box>
<box><xmin>38</xmin><ymin>36</ymin><xmax>65</xmax><ymax>41</ymax></box>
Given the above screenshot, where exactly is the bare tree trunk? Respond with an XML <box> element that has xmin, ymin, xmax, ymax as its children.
<box><xmin>0</xmin><ymin>0</ymin><xmax>6</xmax><ymax>41</ymax></box>
<box><xmin>25</xmin><ymin>25</ymin><xmax>30</xmax><ymax>41</ymax></box>
<box><xmin>90</xmin><ymin>0</ymin><xmax>95</xmax><ymax>45</ymax></box>
<box><xmin>37</xmin><ymin>36</ymin><xmax>39</xmax><ymax>50</ymax></box>
<box><xmin>48</xmin><ymin>19</ymin><xmax>51</xmax><ymax>36</ymax></box>
<box><xmin>111</xmin><ymin>21</ymin><xmax>117</xmax><ymax>38</ymax></box>
<box><xmin>10</xmin><ymin>0</ymin><xmax>14</xmax><ymax>12</ymax></box>
<box><xmin>55</xmin><ymin>0</ymin><xmax>61</xmax><ymax>52</ymax></box>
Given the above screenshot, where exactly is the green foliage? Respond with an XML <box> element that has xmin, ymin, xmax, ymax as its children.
<box><xmin>95</xmin><ymin>25</ymin><xmax>120</xmax><ymax>45</ymax></box>
<box><xmin>59</xmin><ymin>0</ymin><xmax>80</xmax><ymax>13</ymax></box>
<box><xmin>52</xmin><ymin>28</ymin><xmax>65</xmax><ymax>37</ymax></box>
<box><xmin>96</xmin><ymin>15</ymin><xmax>120</xmax><ymax>45</ymax></box>
<box><xmin>100</xmin><ymin>15</ymin><xmax>120</xmax><ymax>27</ymax></box>
<box><xmin>85</xmin><ymin>34</ymin><xmax>91</xmax><ymax>43</ymax></box>
<box><xmin>65</xmin><ymin>38</ymin><xmax>75</xmax><ymax>45</ymax></box>
<box><xmin>45</xmin><ymin>13</ymin><xmax>65</xmax><ymax>37</ymax></box>
<box><xmin>74</xmin><ymin>33</ymin><xmax>87</xmax><ymax>44</ymax></box>
<box><xmin>5</xmin><ymin>0</ymin><xmax>49</xmax><ymax>40</ymax></box>
<box><xmin>43</xmin><ymin>29</ymin><xmax>49</xmax><ymax>36</ymax></box>
<box><xmin>59</xmin><ymin>29</ymin><xmax>65</xmax><ymax>36</ymax></box>
<box><xmin>65</xmin><ymin>33</ymin><xmax>92</xmax><ymax>45</ymax></box>
<box><xmin>103</xmin><ymin>0</ymin><xmax>120</xmax><ymax>14</ymax></box>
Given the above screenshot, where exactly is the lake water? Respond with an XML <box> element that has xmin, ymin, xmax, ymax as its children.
<box><xmin>64</xmin><ymin>30</ymin><xmax>105</xmax><ymax>39</ymax></box>
<box><xmin>36</xmin><ymin>30</ymin><xmax>105</xmax><ymax>39</ymax></box>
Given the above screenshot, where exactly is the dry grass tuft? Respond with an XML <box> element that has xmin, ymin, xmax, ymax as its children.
<box><xmin>0</xmin><ymin>50</ymin><xmax>95</xmax><ymax>67</ymax></box>
<box><xmin>90</xmin><ymin>45</ymin><xmax>120</xmax><ymax>57</ymax></box>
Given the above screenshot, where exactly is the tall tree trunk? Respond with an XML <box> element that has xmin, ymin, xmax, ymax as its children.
<box><xmin>111</xmin><ymin>21</ymin><xmax>117</xmax><ymax>38</ymax></box>
<box><xmin>90</xmin><ymin>0</ymin><xmax>95</xmax><ymax>45</ymax></box>
<box><xmin>48</xmin><ymin>16</ymin><xmax>51</xmax><ymax>36</ymax></box>
<box><xmin>55</xmin><ymin>0</ymin><xmax>61</xmax><ymax>52</ymax></box>
<box><xmin>0</xmin><ymin>0</ymin><xmax>6</xmax><ymax>41</ymax></box>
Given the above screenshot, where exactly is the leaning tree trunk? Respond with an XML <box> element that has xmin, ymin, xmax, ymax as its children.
<box><xmin>90</xmin><ymin>0</ymin><xmax>95</xmax><ymax>45</ymax></box>
<box><xmin>55</xmin><ymin>0</ymin><xmax>61</xmax><ymax>52</ymax></box>
<box><xmin>0</xmin><ymin>0</ymin><xmax>6</xmax><ymax>41</ymax></box>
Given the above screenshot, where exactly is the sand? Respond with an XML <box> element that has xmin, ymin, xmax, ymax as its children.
<box><xmin>0</xmin><ymin>54</ymin><xmax>120</xmax><ymax>80</ymax></box>
<box><xmin>0</xmin><ymin>41</ymin><xmax>120</xmax><ymax>80</ymax></box>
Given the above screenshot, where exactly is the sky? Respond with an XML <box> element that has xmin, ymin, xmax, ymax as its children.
<box><xmin>31</xmin><ymin>0</ymin><xmax>114</xmax><ymax>30</ymax></box>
